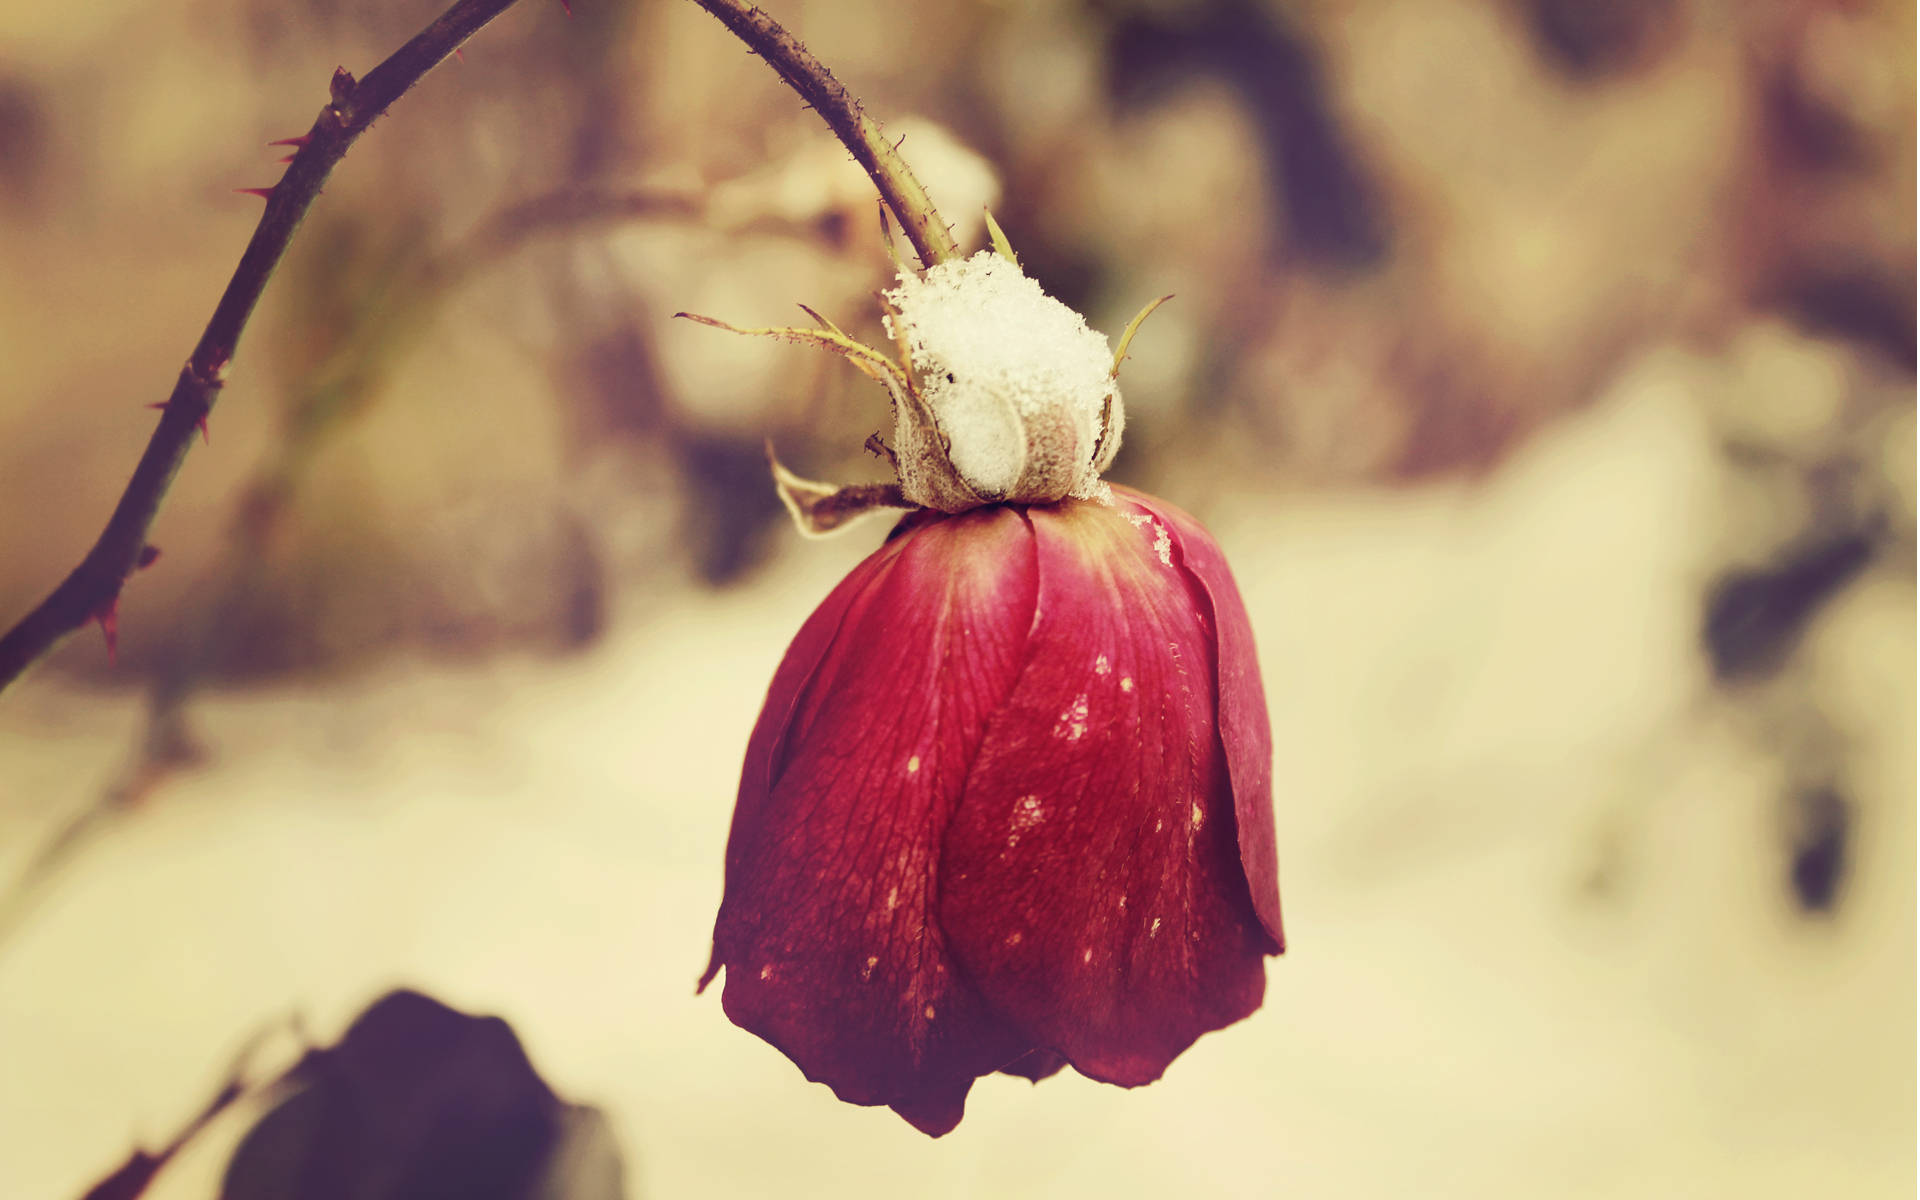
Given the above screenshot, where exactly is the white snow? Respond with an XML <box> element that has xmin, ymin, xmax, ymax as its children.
<box><xmin>883</xmin><ymin>251</ymin><xmax>1119</xmax><ymax>503</ymax></box>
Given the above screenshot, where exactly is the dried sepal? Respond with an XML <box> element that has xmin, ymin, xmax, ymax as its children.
<box><xmin>675</xmin><ymin>300</ymin><xmax>992</xmax><ymax>513</ymax></box>
<box><xmin>983</xmin><ymin>208</ymin><xmax>1020</xmax><ymax>270</ymax></box>
<box><xmin>795</xmin><ymin>303</ymin><xmax>851</xmax><ymax>340</ymax></box>
<box><xmin>767</xmin><ymin>443</ymin><xmax>911</xmax><ymax>537</ymax></box>
<box><xmin>1110</xmin><ymin>293</ymin><xmax>1174</xmax><ymax>380</ymax></box>
<box><xmin>671</xmin><ymin>310</ymin><xmax>911</xmax><ymax>394</ymax></box>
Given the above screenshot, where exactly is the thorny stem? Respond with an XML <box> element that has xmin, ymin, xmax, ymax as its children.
<box><xmin>0</xmin><ymin>185</ymin><xmax>725</xmax><ymax>952</ymax></box>
<box><xmin>687</xmin><ymin>0</ymin><xmax>961</xmax><ymax>269</ymax></box>
<box><xmin>0</xmin><ymin>0</ymin><xmax>949</xmax><ymax>695</ymax></box>
<box><xmin>0</xmin><ymin>0</ymin><xmax>526</xmax><ymax>696</ymax></box>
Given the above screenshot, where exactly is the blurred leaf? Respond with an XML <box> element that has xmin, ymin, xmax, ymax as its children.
<box><xmin>1787</xmin><ymin>783</ymin><xmax>1850</xmax><ymax>915</ymax></box>
<box><xmin>1703</xmin><ymin>529</ymin><xmax>1877</xmax><ymax>684</ymax></box>
<box><xmin>1106</xmin><ymin>1</ymin><xmax>1389</xmax><ymax>269</ymax></box>
<box><xmin>1522</xmin><ymin>0</ymin><xmax>1678</xmax><ymax>79</ymax></box>
<box><xmin>221</xmin><ymin>989</ymin><xmax>627</xmax><ymax>1200</ymax></box>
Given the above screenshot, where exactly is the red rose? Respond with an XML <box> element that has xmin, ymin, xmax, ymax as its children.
<box><xmin>700</xmin><ymin>485</ymin><xmax>1283</xmax><ymax>1135</ymax></box>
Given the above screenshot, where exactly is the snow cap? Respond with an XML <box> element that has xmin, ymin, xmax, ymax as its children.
<box><xmin>882</xmin><ymin>251</ymin><xmax>1123</xmax><ymax>511</ymax></box>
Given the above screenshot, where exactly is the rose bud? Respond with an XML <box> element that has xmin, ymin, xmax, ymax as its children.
<box><xmin>688</xmin><ymin>240</ymin><xmax>1282</xmax><ymax>1136</ymax></box>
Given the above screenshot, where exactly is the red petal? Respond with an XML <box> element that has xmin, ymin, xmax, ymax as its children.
<box><xmin>1122</xmin><ymin>486</ymin><xmax>1284</xmax><ymax>951</ymax></box>
<box><xmin>937</xmin><ymin>497</ymin><xmax>1271</xmax><ymax>1087</ymax></box>
<box><xmin>706</xmin><ymin>508</ymin><xmax>1040</xmax><ymax>1134</ymax></box>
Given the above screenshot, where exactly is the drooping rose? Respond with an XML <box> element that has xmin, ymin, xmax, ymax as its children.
<box><xmin>688</xmin><ymin>242</ymin><xmax>1282</xmax><ymax>1135</ymax></box>
<box><xmin>699</xmin><ymin>486</ymin><xmax>1282</xmax><ymax>1135</ymax></box>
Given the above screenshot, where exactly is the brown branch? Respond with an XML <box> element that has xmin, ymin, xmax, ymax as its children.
<box><xmin>79</xmin><ymin>1014</ymin><xmax>301</xmax><ymax>1200</ymax></box>
<box><xmin>0</xmin><ymin>0</ymin><xmax>527</xmax><ymax>696</ymax></box>
<box><xmin>0</xmin><ymin>185</ymin><xmax>727</xmax><ymax>955</ymax></box>
<box><xmin>687</xmin><ymin>0</ymin><xmax>960</xmax><ymax>270</ymax></box>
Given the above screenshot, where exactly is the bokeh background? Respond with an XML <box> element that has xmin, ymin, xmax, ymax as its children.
<box><xmin>0</xmin><ymin>0</ymin><xmax>1913</xmax><ymax>1195</ymax></box>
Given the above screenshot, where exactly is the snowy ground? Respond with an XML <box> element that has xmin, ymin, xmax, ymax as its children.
<box><xmin>0</xmin><ymin>364</ymin><xmax>1912</xmax><ymax>1199</ymax></box>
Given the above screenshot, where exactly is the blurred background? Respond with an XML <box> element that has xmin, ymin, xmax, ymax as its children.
<box><xmin>0</xmin><ymin>0</ymin><xmax>1912</xmax><ymax>1195</ymax></box>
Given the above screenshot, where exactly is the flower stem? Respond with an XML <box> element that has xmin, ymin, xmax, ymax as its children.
<box><xmin>0</xmin><ymin>0</ymin><xmax>525</xmax><ymax>696</ymax></box>
<box><xmin>687</xmin><ymin>0</ymin><xmax>961</xmax><ymax>269</ymax></box>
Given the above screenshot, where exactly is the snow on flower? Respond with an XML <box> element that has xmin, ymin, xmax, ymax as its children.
<box><xmin>882</xmin><ymin>251</ymin><xmax>1121</xmax><ymax>506</ymax></box>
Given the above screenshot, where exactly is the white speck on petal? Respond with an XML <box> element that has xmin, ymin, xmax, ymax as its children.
<box><xmin>924</xmin><ymin>1005</ymin><xmax>937</xmax><ymax>1020</ymax></box>
<box><xmin>1005</xmin><ymin>930</ymin><xmax>1024</xmax><ymax>948</ymax></box>
<box><xmin>1150</xmin><ymin>917</ymin><xmax>1162</xmax><ymax>937</ymax></box>
<box><xmin>1007</xmin><ymin>795</ymin><xmax>1046</xmax><ymax>847</ymax></box>
<box><xmin>1081</xmin><ymin>947</ymin><xmax>1093</xmax><ymax>964</ymax></box>
<box><xmin>862</xmin><ymin>956</ymin><xmax>878</xmax><ymax>981</ymax></box>
<box><xmin>1151</xmin><ymin>520</ymin><xmax>1173</xmax><ymax>567</ymax></box>
<box><xmin>1054</xmin><ymin>692</ymin><xmax>1090</xmax><ymax>740</ymax></box>
<box><xmin>886</xmin><ymin>886</ymin><xmax>900</xmax><ymax>912</ymax></box>
<box><xmin>1191</xmin><ymin>802</ymin><xmax>1204</xmax><ymax>830</ymax></box>
<box><xmin>759</xmin><ymin>965</ymin><xmax>774</xmax><ymax>981</ymax></box>
<box><xmin>1120</xmin><ymin>676</ymin><xmax>1134</xmax><ymax>693</ymax></box>
<box><xmin>1117</xmin><ymin>893</ymin><xmax>1128</xmax><ymax>911</ymax></box>
<box><xmin>1094</xmin><ymin>653</ymin><xmax>1111</xmax><ymax>675</ymax></box>
<box><xmin>906</xmin><ymin>754</ymin><xmax>921</xmax><ymax>774</ymax></box>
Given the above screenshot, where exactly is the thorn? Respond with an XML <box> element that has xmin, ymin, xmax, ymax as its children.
<box><xmin>136</xmin><ymin>545</ymin><xmax>162</xmax><ymax>570</ymax></box>
<box><xmin>92</xmin><ymin>597</ymin><xmax>120</xmax><ymax>665</ymax></box>
<box><xmin>147</xmin><ymin>401</ymin><xmax>210</xmax><ymax>444</ymax></box>
<box><xmin>235</xmin><ymin>186</ymin><xmax>274</xmax><ymax>200</ymax></box>
<box><xmin>275</xmin><ymin>154</ymin><xmax>296</xmax><ymax>165</ymax></box>
<box><xmin>267</xmin><ymin>134</ymin><xmax>310</xmax><ymax>148</ymax></box>
<box><xmin>453</xmin><ymin>47</ymin><xmax>465</xmax><ymax>63</ymax></box>
<box><xmin>560</xmin><ymin>0</ymin><xmax>573</xmax><ymax>14</ymax></box>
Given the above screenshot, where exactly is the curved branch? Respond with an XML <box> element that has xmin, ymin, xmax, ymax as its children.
<box><xmin>688</xmin><ymin>0</ymin><xmax>960</xmax><ymax>270</ymax></box>
<box><xmin>0</xmin><ymin>0</ymin><xmax>526</xmax><ymax>696</ymax></box>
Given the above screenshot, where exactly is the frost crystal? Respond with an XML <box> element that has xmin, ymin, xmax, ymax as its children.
<box><xmin>883</xmin><ymin>251</ymin><xmax>1122</xmax><ymax>509</ymax></box>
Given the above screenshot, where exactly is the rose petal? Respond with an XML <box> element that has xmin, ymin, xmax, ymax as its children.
<box><xmin>937</xmin><ymin>499</ymin><xmax>1271</xmax><ymax>1087</ymax></box>
<box><xmin>705</xmin><ymin>507</ymin><xmax>1041</xmax><ymax>1134</ymax></box>
<box><xmin>1122</xmin><ymin>487</ymin><xmax>1284</xmax><ymax>952</ymax></box>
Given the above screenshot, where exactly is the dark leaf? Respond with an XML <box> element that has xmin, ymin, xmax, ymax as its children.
<box><xmin>1703</xmin><ymin>531</ymin><xmax>1876</xmax><ymax>684</ymax></box>
<box><xmin>1787</xmin><ymin>784</ymin><xmax>1850</xmax><ymax>915</ymax></box>
<box><xmin>221</xmin><ymin>989</ymin><xmax>626</xmax><ymax>1200</ymax></box>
